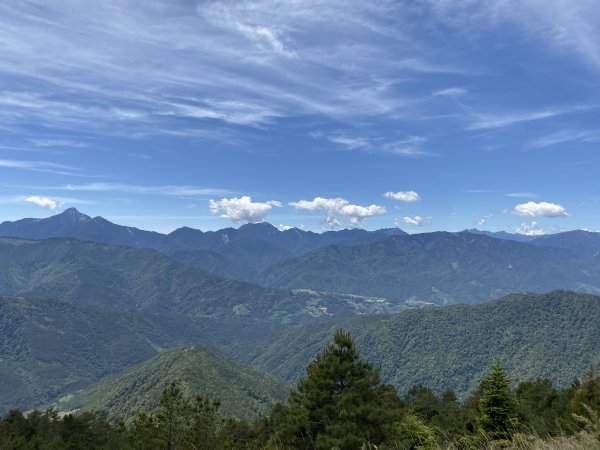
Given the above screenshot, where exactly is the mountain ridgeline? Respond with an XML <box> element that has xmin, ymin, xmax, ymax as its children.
<box><xmin>257</xmin><ymin>232</ymin><xmax>600</xmax><ymax>304</ymax></box>
<box><xmin>0</xmin><ymin>237</ymin><xmax>398</xmax><ymax>322</ymax></box>
<box><xmin>0</xmin><ymin>209</ymin><xmax>407</xmax><ymax>280</ymax></box>
<box><xmin>3</xmin><ymin>208</ymin><xmax>600</xmax><ymax>305</ymax></box>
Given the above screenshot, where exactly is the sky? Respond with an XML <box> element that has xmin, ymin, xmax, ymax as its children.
<box><xmin>0</xmin><ymin>0</ymin><xmax>599</xmax><ymax>234</ymax></box>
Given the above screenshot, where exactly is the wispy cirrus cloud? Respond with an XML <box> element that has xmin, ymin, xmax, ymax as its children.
<box><xmin>61</xmin><ymin>183</ymin><xmax>233</xmax><ymax>197</ymax></box>
<box><xmin>506</xmin><ymin>192</ymin><xmax>537</xmax><ymax>198</ymax></box>
<box><xmin>426</xmin><ymin>0</ymin><xmax>600</xmax><ymax>71</ymax></box>
<box><xmin>466</xmin><ymin>105</ymin><xmax>595</xmax><ymax>131</ymax></box>
<box><xmin>432</xmin><ymin>87</ymin><xmax>467</xmax><ymax>97</ymax></box>
<box><xmin>0</xmin><ymin>0</ymin><xmax>464</xmax><ymax>139</ymax></box>
<box><xmin>0</xmin><ymin>158</ymin><xmax>80</xmax><ymax>176</ymax></box>
<box><xmin>324</xmin><ymin>133</ymin><xmax>432</xmax><ymax>157</ymax></box>
<box><xmin>528</xmin><ymin>129</ymin><xmax>600</xmax><ymax>148</ymax></box>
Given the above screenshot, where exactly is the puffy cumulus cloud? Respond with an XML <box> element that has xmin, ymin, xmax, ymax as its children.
<box><xmin>25</xmin><ymin>196</ymin><xmax>62</xmax><ymax>211</ymax></box>
<box><xmin>403</xmin><ymin>215</ymin><xmax>431</xmax><ymax>226</ymax></box>
<box><xmin>478</xmin><ymin>214</ymin><xmax>493</xmax><ymax>226</ymax></box>
<box><xmin>209</xmin><ymin>196</ymin><xmax>281</xmax><ymax>223</ymax></box>
<box><xmin>516</xmin><ymin>221</ymin><xmax>547</xmax><ymax>236</ymax></box>
<box><xmin>512</xmin><ymin>201</ymin><xmax>568</xmax><ymax>218</ymax></box>
<box><xmin>276</xmin><ymin>224</ymin><xmax>293</xmax><ymax>231</ymax></box>
<box><xmin>289</xmin><ymin>197</ymin><xmax>386</xmax><ymax>227</ymax></box>
<box><xmin>384</xmin><ymin>191</ymin><xmax>421</xmax><ymax>202</ymax></box>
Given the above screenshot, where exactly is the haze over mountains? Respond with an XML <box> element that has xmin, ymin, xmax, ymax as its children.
<box><xmin>2</xmin><ymin>208</ymin><xmax>600</xmax><ymax>305</ymax></box>
<box><xmin>1</xmin><ymin>209</ymin><xmax>600</xmax><ymax>417</ymax></box>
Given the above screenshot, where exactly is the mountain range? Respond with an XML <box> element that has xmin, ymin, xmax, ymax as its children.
<box><xmin>0</xmin><ymin>209</ymin><xmax>407</xmax><ymax>280</ymax></box>
<box><xmin>2</xmin><ymin>209</ymin><xmax>600</xmax><ymax>418</ymax></box>
<box><xmin>258</xmin><ymin>231</ymin><xmax>600</xmax><ymax>304</ymax></box>
<box><xmin>3</xmin><ymin>209</ymin><xmax>600</xmax><ymax>306</ymax></box>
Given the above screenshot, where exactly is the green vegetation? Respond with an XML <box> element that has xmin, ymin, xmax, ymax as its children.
<box><xmin>274</xmin><ymin>330</ymin><xmax>403</xmax><ymax>448</ymax></box>
<box><xmin>258</xmin><ymin>232</ymin><xmax>600</xmax><ymax>304</ymax></box>
<box><xmin>240</xmin><ymin>291</ymin><xmax>600</xmax><ymax>398</ymax></box>
<box><xmin>0</xmin><ymin>296</ymin><xmax>280</xmax><ymax>414</ymax></box>
<box><xmin>478</xmin><ymin>359</ymin><xmax>519</xmax><ymax>441</ymax></box>
<box><xmin>53</xmin><ymin>346</ymin><xmax>290</xmax><ymax>421</ymax></box>
<box><xmin>1</xmin><ymin>332</ymin><xmax>599</xmax><ymax>449</ymax></box>
<box><xmin>0</xmin><ymin>237</ymin><xmax>397</xmax><ymax>322</ymax></box>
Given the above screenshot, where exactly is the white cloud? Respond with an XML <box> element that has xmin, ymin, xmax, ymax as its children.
<box><xmin>276</xmin><ymin>224</ymin><xmax>293</xmax><ymax>231</ymax></box>
<box><xmin>427</xmin><ymin>1</ymin><xmax>600</xmax><ymax>70</ymax></box>
<box><xmin>63</xmin><ymin>183</ymin><xmax>231</xmax><ymax>197</ymax></box>
<box><xmin>0</xmin><ymin>1</ymin><xmax>466</xmax><ymax>141</ymax></box>
<box><xmin>327</xmin><ymin>135</ymin><xmax>370</xmax><ymax>150</ymax></box>
<box><xmin>384</xmin><ymin>191</ymin><xmax>421</xmax><ymax>202</ymax></box>
<box><xmin>478</xmin><ymin>214</ymin><xmax>493</xmax><ymax>226</ymax></box>
<box><xmin>403</xmin><ymin>215</ymin><xmax>431</xmax><ymax>226</ymax></box>
<box><xmin>512</xmin><ymin>201</ymin><xmax>568</xmax><ymax>218</ymax></box>
<box><xmin>432</xmin><ymin>87</ymin><xmax>467</xmax><ymax>97</ymax></box>
<box><xmin>325</xmin><ymin>134</ymin><xmax>430</xmax><ymax>157</ymax></box>
<box><xmin>209</xmin><ymin>196</ymin><xmax>281</xmax><ymax>223</ymax></box>
<box><xmin>289</xmin><ymin>197</ymin><xmax>386</xmax><ymax>227</ymax></box>
<box><xmin>516</xmin><ymin>221</ymin><xmax>546</xmax><ymax>236</ymax></box>
<box><xmin>25</xmin><ymin>196</ymin><xmax>62</xmax><ymax>211</ymax></box>
<box><xmin>235</xmin><ymin>22</ymin><xmax>297</xmax><ymax>58</ymax></box>
<box><xmin>528</xmin><ymin>129</ymin><xmax>600</xmax><ymax>148</ymax></box>
<box><xmin>0</xmin><ymin>158</ymin><xmax>79</xmax><ymax>175</ymax></box>
<box><xmin>466</xmin><ymin>106</ymin><xmax>591</xmax><ymax>131</ymax></box>
<box><xmin>506</xmin><ymin>192</ymin><xmax>537</xmax><ymax>198</ymax></box>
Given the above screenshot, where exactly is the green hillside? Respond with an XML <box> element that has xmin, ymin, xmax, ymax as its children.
<box><xmin>241</xmin><ymin>291</ymin><xmax>600</xmax><ymax>398</ymax></box>
<box><xmin>0</xmin><ymin>296</ymin><xmax>275</xmax><ymax>414</ymax></box>
<box><xmin>53</xmin><ymin>346</ymin><xmax>290</xmax><ymax>421</ymax></box>
<box><xmin>0</xmin><ymin>237</ymin><xmax>399</xmax><ymax>324</ymax></box>
<box><xmin>259</xmin><ymin>232</ymin><xmax>600</xmax><ymax>304</ymax></box>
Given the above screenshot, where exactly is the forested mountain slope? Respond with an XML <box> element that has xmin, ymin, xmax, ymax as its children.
<box><xmin>258</xmin><ymin>232</ymin><xmax>600</xmax><ymax>304</ymax></box>
<box><xmin>53</xmin><ymin>346</ymin><xmax>290</xmax><ymax>421</ymax></box>
<box><xmin>242</xmin><ymin>291</ymin><xmax>600</xmax><ymax>398</ymax></box>
<box><xmin>0</xmin><ymin>237</ymin><xmax>399</xmax><ymax>323</ymax></box>
<box><xmin>0</xmin><ymin>296</ymin><xmax>253</xmax><ymax>414</ymax></box>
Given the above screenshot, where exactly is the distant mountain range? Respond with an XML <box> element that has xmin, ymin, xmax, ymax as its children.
<box><xmin>0</xmin><ymin>237</ymin><xmax>400</xmax><ymax>323</ymax></box>
<box><xmin>258</xmin><ymin>231</ymin><xmax>600</xmax><ymax>304</ymax></box>
<box><xmin>238</xmin><ymin>290</ymin><xmax>600</xmax><ymax>398</ymax></box>
<box><xmin>3</xmin><ymin>209</ymin><xmax>600</xmax><ymax>304</ymax></box>
<box><xmin>464</xmin><ymin>228</ymin><xmax>538</xmax><ymax>242</ymax></box>
<box><xmin>0</xmin><ymin>209</ymin><xmax>407</xmax><ymax>280</ymax></box>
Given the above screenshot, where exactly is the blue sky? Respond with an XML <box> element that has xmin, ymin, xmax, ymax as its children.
<box><xmin>0</xmin><ymin>0</ymin><xmax>599</xmax><ymax>234</ymax></box>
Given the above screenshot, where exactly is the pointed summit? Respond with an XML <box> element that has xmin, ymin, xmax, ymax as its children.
<box><xmin>58</xmin><ymin>207</ymin><xmax>92</xmax><ymax>222</ymax></box>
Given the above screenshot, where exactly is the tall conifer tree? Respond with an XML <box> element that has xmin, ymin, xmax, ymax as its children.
<box><xmin>281</xmin><ymin>330</ymin><xmax>403</xmax><ymax>449</ymax></box>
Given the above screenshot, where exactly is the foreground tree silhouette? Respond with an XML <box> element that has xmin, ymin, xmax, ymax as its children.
<box><xmin>479</xmin><ymin>358</ymin><xmax>518</xmax><ymax>441</ymax></box>
<box><xmin>276</xmin><ymin>329</ymin><xmax>403</xmax><ymax>449</ymax></box>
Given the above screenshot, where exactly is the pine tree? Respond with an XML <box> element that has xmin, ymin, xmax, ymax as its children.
<box><xmin>279</xmin><ymin>329</ymin><xmax>403</xmax><ymax>449</ymax></box>
<box><xmin>478</xmin><ymin>358</ymin><xmax>518</xmax><ymax>441</ymax></box>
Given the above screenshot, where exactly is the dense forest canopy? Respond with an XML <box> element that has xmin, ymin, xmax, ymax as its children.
<box><xmin>1</xmin><ymin>332</ymin><xmax>599</xmax><ymax>449</ymax></box>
